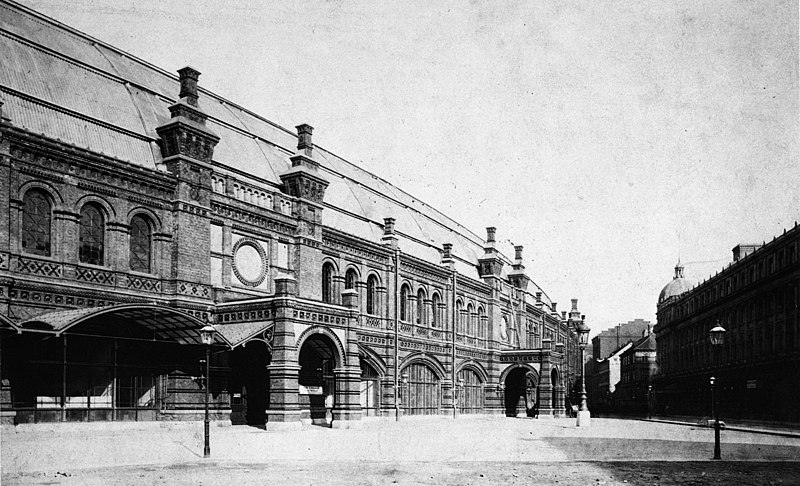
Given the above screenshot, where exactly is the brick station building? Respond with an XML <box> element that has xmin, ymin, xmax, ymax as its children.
<box><xmin>0</xmin><ymin>0</ymin><xmax>584</xmax><ymax>427</ymax></box>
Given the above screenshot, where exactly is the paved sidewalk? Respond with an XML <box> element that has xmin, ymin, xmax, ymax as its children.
<box><xmin>4</xmin><ymin>416</ymin><xmax>800</xmax><ymax>477</ymax></box>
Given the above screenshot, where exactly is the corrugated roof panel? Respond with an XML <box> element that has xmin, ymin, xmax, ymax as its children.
<box><xmin>222</xmin><ymin>104</ymin><xmax>297</xmax><ymax>153</ymax></box>
<box><xmin>2</xmin><ymin>94</ymin><xmax>156</xmax><ymax>168</ymax></box>
<box><xmin>0</xmin><ymin>34</ymin><xmax>147</xmax><ymax>136</ymax></box>
<box><xmin>322</xmin><ymin>207</ymin><xmax>381</xmax><ymax>242</ymax></box>
<box><xmin>209</xmin><ymin>121</ymin><xmax>282</xmax><ymax>184</ymax></box>
<box><xmin>0</xmin><ymin>3</ymin><xmax>116</xmax><ymax>72</ymax></box>
<box><xmin>93</xmin><ymin>44</ymin><xmax>176</xmax><ymax>100</ymax></box>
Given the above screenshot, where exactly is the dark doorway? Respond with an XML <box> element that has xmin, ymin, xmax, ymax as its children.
<box><xmin>504</xmin><ymin>368</ymin><xmax>538</xmax><ymax>417</ymax></box>
<box><xmin>230</xmin><ymin>341</ymin><xmax>270</xmax><ymax>427</ymax></box>
<box><xmin>298</xmin><ymin>334</ymin><xmax>338</xmax><ymax>426</ymax></box>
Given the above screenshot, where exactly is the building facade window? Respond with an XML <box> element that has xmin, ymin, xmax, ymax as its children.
<box><xmin>129</xmin><ymin>215</ymin><xmax>152</xmax><ymax>273</ymax></box>
<box><xmin>345</xmin><ymin>268</ymin><xmax>357</xmax><ymax>290</ymax></box>
<box><xmin>322</xmin><ymin>263</ymin><xmax>335</xmax><ymax>303</ymax></box>
<box><xmin>79</xmin><ymin>204</ymin><xmax>105</xmax><ymax>265</ymax></box>
<box><xmin>366</xmin><ymin>275</ymin><xmax>378</xmax><ymax>315</ymax></box>
<box><xmin>431</xmin><ymin>293</ymin><xmax>440</xmax><ymax>327</ymax></box>
<box><xmin>21</xmin><ymin>189</ymin><xmax>52</xmax><ymax>256</ymax></box>
<box><xmin>417</xmin><ymin>289</ymin><xmax>426</xmax><ymax>326</ymax></box>
<box><xmin>400</xmin><ymin>285</ymin><xmax>410</xmax><ymax>322</ymax></box>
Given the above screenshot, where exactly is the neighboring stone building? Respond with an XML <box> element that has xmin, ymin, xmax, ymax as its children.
<box><xmin>614</xmin><ymin>330</ymin><xmax>657</xmax><ymax>414</ymax></box>
<box><xmin>589</xmin><ymin>341</ymin><xmax>632</xmax><ymax>414</ymax></box>
<box><xmin>591</xmin><ymin>319</ymin><xmax>653</xmax><ymax>361</ymax></box>
<box><xmin>0</xmin><ymin>0</ymin><xmax>584</xmax><ymax>427</ymax></box>
<box><xmin>654</xmin><ymin>227</ymin><xmax>800</xmax><ymax>423</ymax></box>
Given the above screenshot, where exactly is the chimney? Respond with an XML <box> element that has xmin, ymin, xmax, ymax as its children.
<box><xmin>178</xmin><ymin>66</ymin><xmax>201</xmax><ymax>106</ymax></box>
<box><xmin>514</xmin><ymin>245</ymin><xmax>523</xmax><ymax>261</ymax></box>
<box><xmin>561</xmin><ymin>311</ymin><xmax>567</xmax><ymax>321</ymax></box>
<box><xmin>296</xmin><ymin>123</ymin><xmax>314</xmax><ymax>156</ymax></box>
<box><xmin>552</xmin><ymin>302</ymin><xmax>558</xmax><ymax>313</ymax></box>
<box><xmin>571</xmin><ymin>299</ymin><xmax>579</xmax><ymax>311</ymax></box>
<box><xmin>382</xmin><ymin>217</ymin><xmax>398</xmax><ymax>248</ymax></box>
<box><xmin>486</xmin><ymin>227</ymin><xmax>496</xmax><ymax>244</ymax></box>
<box><xmin>442</xmin><ymin>243</ymin><xmax>454</xmax><ymax>265</ymax></box>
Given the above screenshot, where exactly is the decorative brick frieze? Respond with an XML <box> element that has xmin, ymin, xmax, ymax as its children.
<box><xmin>17</xmin><ymin>163</ymin><xmax>64</xmax><ymax>183</ymax></box>
<box><xmin>358</xmin><ymin>334</ymin><xmax>392</xmax><ymax>347</ymax></box>
<box><xmin>292</xmin><ymin>309</ymin><xmax>347</xmax><ymax>326</ymax></box>
<box><xmin>219</xmin><ymin>308</ymin><xmax>273</xmax><ymax>323</ymax></box>
<box><xmin>212</xmin><ymin>202</ymin><xmax>296</xmax><ymax>236</ymax></box>
<box><xmin>322</xmin><ymin>231</ymin><xmax>391</xmax><ymax>265</ymax></box>
<box><xmin>16</xmin><ymin>257</ymin><xmax>62</xmax><ymax>278</ymax></box>
<box><xmin>126</xmin><ymin>275</ymin><xmax>162</xmax><ymax>293</ymax></box>
<box><xmin>75</xmin><ymin>266</ymin><xmax>115</xmax><ymax>285</ymax></box>
<box><xmin>399</xmin><ymin>339</ymin><xmax>447</xmax><ymax>354</ymax></box>
<box><xmin>0</xmin><ymin>252</ymin><xmax>8</xmax><ymax>270</ymax></box>
<box><xmin>176</xmin><ymin>281</ymin><xmax>211</xmax><ymax>298</ymax></box>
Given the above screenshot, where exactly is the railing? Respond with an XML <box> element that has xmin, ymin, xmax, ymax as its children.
<box><xmin>360</xmin><ymin>315</ymin><xmax>383</xmax><ymax>329</ymax></box>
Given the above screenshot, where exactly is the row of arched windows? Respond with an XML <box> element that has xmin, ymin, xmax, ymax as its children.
<box><xmin>20</xmin><ymin>189</ymin><xmax>155</xmax><ymax>273</ymax></box>
<box><xmin>322</xmin><ymin>263</ymin><xmax>381</xmax><ymax>315</ymax></box>
<box><xmin>455</xmin><ymin>299</ymin><xmax>487</xmax><ymax>337</ymax></box>
<box><xmin>399</xmin><ymin>284</ymin><xmax>443</xmax><ymax>327</ymax></box>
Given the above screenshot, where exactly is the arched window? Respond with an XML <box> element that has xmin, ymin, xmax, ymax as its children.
<box><xmin>456</xmin><ymin>299</ymin><xmax>464</xmax><ymax>334</ymax></box>
<box><xmin>79</xmin><ymin>204</ymin><xmax>104</xmax><ymax>265</ymax></box>
<box><xmin>322</xmin><ymin>263</ymin><xmax>335</xmax><ymax>303</ymax></box>
<box><xmin>431</xmin><ymin>293</ymin><xmax>441</xmax><ymax>328</ymax></box>
<box><xmin>129</xmin><ymin>215</ymin><xmax>152</xmax><ymax>273</ymax></box>
<box><xmin>416</xmin><ymin>289</ymin><xmax>426</xmax><ymax>326</ymax></box>
<box><xmin>21</xmin><ymin>189</ymin><xmax>52</xmax><ymax>256</ymax></box>
<box><xmin>467</xmin><ymin>303</ymin><xmax>475</xmax><ymax>336</ymax></box>
<box><xmin>366</xmin><ymin>275</ymin><xmax>378</xmax><ymax>315</ymax></box>
<box><xmin>477</xmin><ymin>306</ymin><xmax>486</xmax><ymax>339</ymax></box>
<box><xmin>400</xmin><ymin>285</ymin><xmax>410</xmax><ymax>322</ymax></box>
<box><xmin>345</xmin><ymin>268</ymin><xmax>358</xmax><ymax>290</ymax></box>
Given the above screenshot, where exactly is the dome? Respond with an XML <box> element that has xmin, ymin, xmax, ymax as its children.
<box><xmin>658</xmin><ymin>261</ymin><xmax>696</xmax><ymax>304</ymax></box>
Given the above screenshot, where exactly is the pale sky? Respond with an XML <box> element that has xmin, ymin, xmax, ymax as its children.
<box><xmin>21</xmin><ymin>0</ymin><xmax>799</xmax><ymax>335</ymax></box>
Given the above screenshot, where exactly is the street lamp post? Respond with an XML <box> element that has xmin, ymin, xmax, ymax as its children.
<box><xmin>199</xmin><ymin>324</ymin><xmax>216</xmax><ymax>459</ymax></box>
<box><xmin>647</xmin><ymin>385</ymin><xmax>653</xmax><ymax>420</ymax></box>
<box><xmin>709</xmin><ymin>323</ymin><xmax>726</xmax><ymax>460</ymax></box>
<box><xmin>576</xmin><ymin>316</ymin><xmax>591</xmax><ymax>427</ymax></box>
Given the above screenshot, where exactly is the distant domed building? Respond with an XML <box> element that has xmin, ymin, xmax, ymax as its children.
<box><xmin>657</xmin><ymin>261</ymin><xmax>696</xmax><ymax>305</ymax></box>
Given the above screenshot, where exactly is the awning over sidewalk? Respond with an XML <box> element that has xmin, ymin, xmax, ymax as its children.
<box><xmin>17</xmin><ymin>304</ymin><xmax>229</xmax><ymax>346</ymax></box>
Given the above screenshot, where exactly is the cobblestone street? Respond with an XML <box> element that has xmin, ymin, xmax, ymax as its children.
<box><xmin>4</xmin><ymin>417</ymin><xmax>800</xmax><ymax>485</ymax></box>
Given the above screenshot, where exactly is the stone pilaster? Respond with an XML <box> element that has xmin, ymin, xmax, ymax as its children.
<box><xmin>266</xmin><ymin>276</ymin><xmax>302</xmax><ymax>429</ymax></box>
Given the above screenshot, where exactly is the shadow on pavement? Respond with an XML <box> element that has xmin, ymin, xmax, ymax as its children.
<box><xmin>591</xmin><ymin>461</ymin><xmax>800</xmax><ymax>486</ymax></box>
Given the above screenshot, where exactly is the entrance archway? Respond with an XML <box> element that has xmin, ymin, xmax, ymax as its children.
<box><xmin>359</xmin><ymin>359</ymin><xmax>380</xmax><ymax>417</ymax></box>
<box><xmin>457</xmin><ymin>368</ymin><xmax>484</xmax><ymax>414</ymax></box>
<box><xmin>403</xmin><ymin>362</ymin><xmax>440</xmax><ymax>415</ymax></box>
<box><xmin>504</xmin><ymin>367</ymin><xmax>538</xmax><ymax>417</ymax></box>
<box><xmin>551</xmin><ymin>368</ymin><xmax>559</xmax><ymax>412</ymax></box>
<box><xmin>298</xmin><ymin>333</ymin><xmax>340</xmax><ymax>426</ymax></box>
<box><xmin>230</xmin><ymin>341</ymin><xmax>271</xmax><ymax>427</ymax></box>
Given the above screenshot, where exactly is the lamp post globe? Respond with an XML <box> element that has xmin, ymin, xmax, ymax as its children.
<box><xmin>709</xmin><ymin>323</ymin><xmax>725</xmax><ymax>460</ymax></box>
<box><xmin>199</xmin><ymin>324</ymin><xmax>216</xmax><ymax>458</ymax></box>
<box><xmin>576</xmin><ymin>317</ymin><xmax>591</xmax><ymax>427</ymax></box>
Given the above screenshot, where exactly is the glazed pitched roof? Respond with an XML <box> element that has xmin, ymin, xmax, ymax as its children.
<box><xmin>0</xmin><ymin>0</ymin><xmax>553</xmax><ymax>298</ymax></box>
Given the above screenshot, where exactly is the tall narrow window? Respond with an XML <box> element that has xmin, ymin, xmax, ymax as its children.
<box><xmin>400</xmin><ymin>285</ymin><xmax>410</xmax><ymax>322</ymax></box>
<box><xmin>79</xmin><ymin>205</ymin><xmax>105</xmax><ymax>265</ymax></box>
<box><xmin>456</xmin><ymin>300</ymin><xmax>463</xmax><ymax>334</ymax></box>
<box><xmin>345</xmin><ymin>268</ymin><xmax>357</xmax><ymax>290</ymax></box>
<box><xmin>129</xmin><ymin>215</ymin><xmax>152</xmax><ymax>273</ymax></box>
<box><xmin>21</xmin><ymin>189</ymin><xmax>52</xmax><ymax>256</ymax></box>
<box><xmin>367</xmin><ymin>275</ymin><xmax>378</xmax><ymax>315</ymax></box>
<box><xmin>467</xmin><ymin>303</ymin><xmax>475</xmax><ymax>336</ymax></box>
<box><xmin>417</xmin><ymin>289</ymin><xmax>426</xmax><ymax>326</ymax></box>
<box><xmin>322</xmin><ymin>263</ymin><xmax>335</xmax><ymax>303</ymax></box>
<box><xmin>431</xmin><ymin>293</ymin><xmax>440</xmax><ymax>328</ymax></box>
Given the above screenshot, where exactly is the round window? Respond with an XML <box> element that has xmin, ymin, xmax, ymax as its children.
<box><xmin>232</xmin><ymin>239</ymin><xmax>267</xmax><ymax>287</ymax></box>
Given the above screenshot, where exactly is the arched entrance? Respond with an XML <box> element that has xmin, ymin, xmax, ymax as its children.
<box><xmin>504</xmin><ymin>367</ymin><xmax>538</xmax><ymax>417</ymax></box>
<box><xmin>403</xmin><ymin>362</ymin><xmax>440</xmax><ymax>415</ymax></box>
<box><xmin>359</xmin><ymin>359</ymin><xmax>380</xmax><ymax>417</ymax></box>
<box><xmin>298</xmin><ymin>333</ymin><xmax>339</xmax><ymax>426</ymax></box>
<box><xmin>457</xmin><ymin>368</ymin><xmax>484</xmax><ymax>414</ymax></box>
<box><xmin>230</xmin><ymin>341</ymin><xmax>271</xmax><ymax>427</ymax></box>
<box><xmin>551</xmin><ymin>368</ymin><xmax>559</xmax><ymax>412</ymax></box>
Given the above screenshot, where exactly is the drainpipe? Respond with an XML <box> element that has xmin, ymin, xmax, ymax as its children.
<box><xmin>394</xmin><ymin>248</ymin><xmax>400</xmax><ymax>421</ymax></box>
<box><xmin>452</xmin><ymin>270</ymin><xmax>457</xmax><ymax>418</ymax></box>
